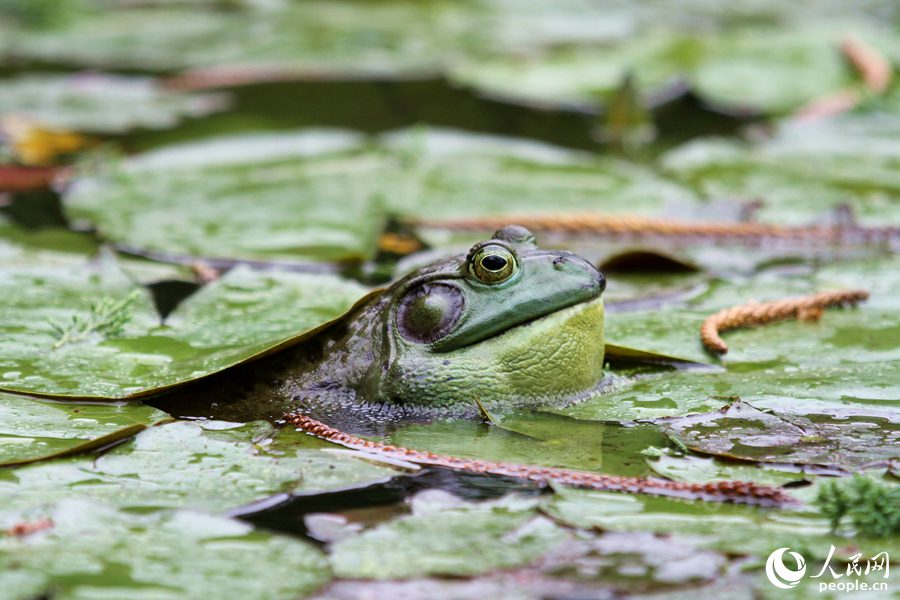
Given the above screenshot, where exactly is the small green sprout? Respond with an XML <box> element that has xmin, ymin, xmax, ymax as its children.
<box><xmin>51</xmin><ymin>289</ymin><xmax>141</xmax><ymax>349</ymax></box>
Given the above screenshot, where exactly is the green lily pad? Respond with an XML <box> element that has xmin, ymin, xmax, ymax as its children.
<box><xmin>557</xmin><ymin>255</ymin><xmax>900</xmax><ymax>422</ymax></box>
<box><xmin>660</xmin><ymin>401</ymin><xmax>899</xmax><ymax>472</ymax></box>
<box><xmin>450</xmin><ymin>23</ymin><xmax>891</xmax><ymax>115</ymax></box>
<box><xmin>0</xmin><ymin>217</ymin><xmax>192</xmax><ymax>284</ymax></box>
<box><xmin>544</xmin><ymin>485</ymin><xmax>898</xmax><ymax>561</ymax></box>
<box><xmin>0</xmin><ymin>257</ymin><xmax>370</xmax><ymax>399</ymax></box>
<box><xmin>0</xmin><ymin>420</ymin><xmax>399</xmax><ymax>512</ymax></box>
<box><xmin>647</xmin><ymin>453</ymin><xmax>814</xmax><ymax>487</ymax></box>
<box><xmin>65</xmin><ymin>127</ymin><xmax>697</xmax><ymax>264</ymax></box>
<box><xmin>0</xmin><ymin>499</ymin><xmax>330</xmax><ymax>600</ymax></box>
<box><xmin>1</xmin><ymin>2</ymin><xmax>448</xmax><ymax>73</ymax></box>
<box><xmin>319</xmin><ymin>529</ymin><xmax>736</xmax><ymax>599</ymax></box>
<box><xmin>330</xmin><ymin>492</ymin><xmax>569</xmax><ymax>579</ymax></box>
<box><xmin>663</xmin><ymin>112</ymin><xmax>900</xmax><ymax>226</ymax></box>
<box><xmin>0</xmin><ymin>0</ymin><xmax>632</xmax><ymax>75</ymax></box>
<box><xmin>65</xmin><ymin>129</ymin><xmax>385</xmax><ymax>264</ymax></box>
<box><xmin>379</xmin><ymin>128</ymin><xmax>696</xmax><ymax>220</ymax></box>
<box><xmin>0</xmin><ymin>392</ymin><xmax>169</xmax><ymax>466</ymax></box>
<box><xmin>0</xmin><ymin>73</ymin><xmax>227</xmax><ymax>133</ymax></box>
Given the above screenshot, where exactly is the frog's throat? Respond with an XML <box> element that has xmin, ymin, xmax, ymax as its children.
<box><xmin>375</xmin><ymin>296</ymin><xmax>606</xmax><ymax>409</ymax></box>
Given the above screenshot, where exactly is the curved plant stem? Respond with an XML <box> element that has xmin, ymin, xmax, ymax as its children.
<box><xmin>285</xmin><ymin>413</ymin><xmax>797</xmax><ymax>507</ymax></box>
<box><xmin>416</xmin><ymin>213</ymin><xmax>898</xmax><ymax>247</ymax></box>
<box><xmin>700</xmin><ymin>289</ymin><xmax>869</xmax><ymax>355</ymax></box>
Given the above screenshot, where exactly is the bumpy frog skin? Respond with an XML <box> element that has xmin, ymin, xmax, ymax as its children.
<box><xmin>163</xmin><ymin>226</ymin><xmax>607</xmax><ymax>422</ymax></box>
<box><xmin>362</xmin><ymin>225</ymin><xmax>606</xmax><ymax>410</ymax></box>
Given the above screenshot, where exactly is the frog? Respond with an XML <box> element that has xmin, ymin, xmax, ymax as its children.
<box><xmin>156</xmin><ymin>225</ymin><xmax>624</xmax><ymax>426</ymax></box>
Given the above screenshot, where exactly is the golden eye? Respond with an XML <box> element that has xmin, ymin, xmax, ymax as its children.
<box><xmin>470</xmin><ymin>245</ymin><xmax>517</xmax><ymax>283</ymax></box>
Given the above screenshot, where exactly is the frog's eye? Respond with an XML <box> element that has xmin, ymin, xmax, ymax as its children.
<box><xmin>469</xmin><ymin>245</ymin><xmax>517</xmax><ymax>284</ymax></box>
<box><xmin>397</xmin><ymin>283</ymin><xmax>464</xmax><ymax>344</ymax></box>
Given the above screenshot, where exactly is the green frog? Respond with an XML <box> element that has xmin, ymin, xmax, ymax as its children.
<box><xmin>160</xmin><ymin>225</ymin><xmax>615</xmax><ymax>424</ymax></box>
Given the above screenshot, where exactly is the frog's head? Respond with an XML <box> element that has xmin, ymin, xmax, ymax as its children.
<box><xmin>364</xmin><ymin>225</ymin><xmax>606</xmax><ymax>410</ymax></box>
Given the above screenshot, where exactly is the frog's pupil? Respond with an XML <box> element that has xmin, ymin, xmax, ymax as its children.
<box><xmin>481</xmin><ymin>254</ymin><xmax>507</xmax><ymax>271</ymax></box>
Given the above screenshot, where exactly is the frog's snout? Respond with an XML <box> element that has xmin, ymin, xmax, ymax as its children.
<box><xmin>552</xmin><ymin>253</ymin><xmax>606</xmax><ymax>298</ymax></box>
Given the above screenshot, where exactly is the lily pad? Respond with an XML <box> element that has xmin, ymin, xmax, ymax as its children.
<box><xmin>556</xmin><ymin>255</ymin><xmax>900</xmax><ymax>422</ymax></box>
<box><xmin>65</xmin><ymin>129</ymin><xmax>385</xmax><ymax>264</ymax></box>
<box><xmin>647</xmin><ymin>453</ymin><xmax>814</xmax><ymax>487</ymax></box>
<box><xmin>1</xmin><ymin>2</ymin><xmax>448</xmax><ymax>74</ymax></box>
<box><xmin>0</xmin><ymin>257</ymin><xmax>370</xmax><ymax>399</ymax></box>
<box><xmin>544</xmin><ymin>485</ymin><xmax>899</xmax><ymax>561</ymax></box>
<box><xmin>659</xmin><ymin>401</ymin><xmax>899</xmax><ymax>472</ymax></box>
<box><xmin>318</xmin><ymin>529</ymin><xmax>736</xmax><ymax>599</ymax></box>
<box><xmin>0</xmin><ymin>217</ymin><xmax>192</xmax><ymax>285</ymax></box>
<box><xmin>330</xmin><ymin>492</ymin><xmax>569</xmax><ymax>579</ymax></box>
<box><xmin>0</xmin><ymin>0</ymin><xmax>632</xmax><ymax>75</ymax></box>
<box><xmin>0</xmin><ymin>73</ymin><xmax>227</xmax><ymax>134</ymax></box>
<box><xmin>0</xmin><ymin>499</ymin><xmax>330</xmax><ymax>600</ymax></box>
<box><xmin>0</xmin><ymin>420</ymin><xmax>399</xmax><ymax>512</ymax></box>
<box><xmin>663</xmin><ymin>112</ymin><xmax>900</xmax><ymax>226</ymax></box>
<box><xmin>450</xmin><ymin>23</ymin><xmax>890</xmax><ymax>115</ymax></box>
<box><xmin>0</xmin><ymin>392</ymin><xmax>168</xmax><ymax>466</ymax></box>
<box><xmin>64</xmin><ymin>127</ymin><xmax>698</xmax><ymax>265</ymax></box>
<box><xmin>379</xmin><ymin>128</ymin><xmax>696</xmax><ymax>220</ymax></box>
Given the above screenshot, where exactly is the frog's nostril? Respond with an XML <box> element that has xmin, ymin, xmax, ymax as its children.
<box><xmin>596</xmin><ymin>271</ymin><xmax>606</xmax><ymax>294</ymax></box>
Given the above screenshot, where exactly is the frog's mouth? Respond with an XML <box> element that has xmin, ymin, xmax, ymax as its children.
<box><xmin>445</xmin><ymin>294</ymin><xmax>605</xmax><ymax>352</ymax></box>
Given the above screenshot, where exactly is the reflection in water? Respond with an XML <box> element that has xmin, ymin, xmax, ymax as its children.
<box><xmin>237</xmin><ymin>468</ymin><xmax>541</xmax><ymax>541</ymax></box>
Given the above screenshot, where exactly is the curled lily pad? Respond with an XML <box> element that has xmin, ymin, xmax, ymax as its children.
<box><xmin>0</xmin><ymin>499</ymin><xmax>330</xmax><ymax>600</ymax></box>
<box><xmin>0</xmin><ymin>74</ymin><xmax>227</xmax><ymax>134</ymax></box>
<box><xmin>450</xmin><ymin>24</ymin><xmax>878</xmax><ymax>115</ymax></box>
<box><xmin>0</xmin><ymin>420</ymin><xmax>400</xmax><ymax>512</ymax></box>
<box><xmin>659</xmin><ymin>401</ymin><xmax>899</xmax><ymax>472</ymax></box>
<box><xmin>0</xmin><ymin>392</ymin><xmax>169</xmax><ymax>466</ymax></box>
<box><xmin>0</xmin><ymin>255</ymin><xmax>370</xmax><ymax>399</ymax></box>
